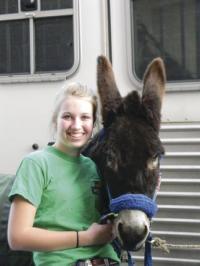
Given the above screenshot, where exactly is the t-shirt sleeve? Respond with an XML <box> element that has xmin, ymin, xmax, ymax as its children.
<box><xmin>9</xmin><ymin>158</ymin><xmax>45</xmax><ymax>207</ymax></box>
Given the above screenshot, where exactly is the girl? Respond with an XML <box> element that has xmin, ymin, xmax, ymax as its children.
<box><xmin>8</xmin><ymin>83</ymin><xmax>120</xmax><ymax>266</ymax></box>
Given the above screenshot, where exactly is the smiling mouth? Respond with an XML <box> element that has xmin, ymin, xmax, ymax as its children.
<box><xmin>67</xmin><ymin>132</ymin><xmax>84</xmax><ymax>140</ymax></box>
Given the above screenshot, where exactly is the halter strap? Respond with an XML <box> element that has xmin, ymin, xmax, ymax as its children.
<box><xmin>110</xmin><ymin>193</ymin><xmax>158</xmax><ymax>218</ymax></box>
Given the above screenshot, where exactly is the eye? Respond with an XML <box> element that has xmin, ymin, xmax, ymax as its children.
<box><xmin>147</xmin><ymin>155</ymin><xmax>159</xmax><ymax>170</ymax></box>
<box><xmin>81</xmin><ymin>115</ymin><xmax>92</xmax><ymax>121</ymax></box>
<box><xmin>152</xmin><ymin>156</ymin><xmax>159</xmax><ymax>168</ymax></box>
<box><xmin>62</xmin><ymin>113</ymin><xmax>71</xmax><ymax>120</ymax></box>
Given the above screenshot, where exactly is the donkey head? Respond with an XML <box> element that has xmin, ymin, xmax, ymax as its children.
<box><xmin>87</xmin><ymin>55</ymin><xmax>166</xmax><ymax>251</ymax></box>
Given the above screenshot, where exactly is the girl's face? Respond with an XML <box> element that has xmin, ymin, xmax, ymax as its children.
<box><xmin>54</xmin><ymin>95</ymin><xmax>94</xmax><ymax>156</ymax></box>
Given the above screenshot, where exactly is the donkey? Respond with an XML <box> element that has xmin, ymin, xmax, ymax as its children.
<box><xmin>84</xmin><ymin>55</ymin><xmax>166</xmax><ymax>252</ymax></box>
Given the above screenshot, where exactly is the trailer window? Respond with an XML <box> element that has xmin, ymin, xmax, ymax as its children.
<box><xmin>41</xmin><ymin>0</ymin><xmax>73</xmax><ymax>10</ymax></box>
<box><xmin>0</xmin><ymin>20</ymin><xmax>30</xmax><ymax>74</ymax></box>
<box><xmin>0</xmin><ymin>0</ymin><xmax>18</xmax><ymax>14</ymax></box>
<box><xmin>130</xmin><ymin>0</ymin><xmax>200</xmax><ymax>82</ymax></box>
<box><xmin>0</xmin><ymin>0</ymin><xmax>78</xmax><ymax>81</ymax></box>
<box><xmin>35</xmin><ymin>17</ymin><xmax>73</xmax><ymax>72</ymax></box>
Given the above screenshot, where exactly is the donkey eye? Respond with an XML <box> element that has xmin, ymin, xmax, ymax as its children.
<box><xmin>147</xmin><ymin>156</ymin><xmax>159</xmax><ymax>170</ymax></box>
<box><xmin>152</xmin><ymin>156</ymin><xmax>159</xmax><ymax>167</ymax></box>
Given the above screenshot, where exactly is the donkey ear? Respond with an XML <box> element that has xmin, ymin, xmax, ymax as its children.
<box><xmin>97</xmin><ymin>55</ymin><xmax>122</xmax><ymax>126</ymax></box>
<box><xmin>142</xmin><ymin>57</ymin><xmax>166</xmax><ymax>131</ymax></box>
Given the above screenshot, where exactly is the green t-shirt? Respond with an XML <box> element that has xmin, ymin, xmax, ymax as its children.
<box><xmin>9</xmin><ymin>146</ymin><xmax>119</xmax><ymax>266</ymax></box>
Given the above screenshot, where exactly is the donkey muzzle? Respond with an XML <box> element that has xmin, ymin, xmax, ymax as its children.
<box><xmin>113</xmin><ymin>209</ymin><xmax>150</xmax><ymax>251</ymax></box>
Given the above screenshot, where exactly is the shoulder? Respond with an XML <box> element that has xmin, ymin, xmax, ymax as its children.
<box><xmin>25</xmin><ymin>149</ymin><xmax>46</xmax><ymax>160</ymax></box>
<box><xmin>80</xmin><ymin>154</ymin><xmax>96</xmax><ymax>166</ymax></box>
<box><xmin>23</xmin><ymin>148</ymin><xmax>51</xmax><ymax>163</ymax></box>
<box><xmin>18</xmin><ymin>148</ymin><xmax>51</xmax><ymax>173</ymax></box>
<box><xmin>14</xmin><ymin>149</ymin><xmax>52</xmax><ymax>195</ymax></box>
<box><xmin>80</xmin><ymin>154</ymin><xmax>100</xmax><ymax>174</ymax></box>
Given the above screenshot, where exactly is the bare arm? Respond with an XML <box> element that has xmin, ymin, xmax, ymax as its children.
<box><xmin>8</xmin><ymin>196</ymin><xmax>113</xmax><ymax>252</ymax></box>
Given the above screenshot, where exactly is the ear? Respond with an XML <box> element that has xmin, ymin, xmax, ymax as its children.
<box><xmin>142</xmin><ymin>57</ymin><xmax>166</xmax><ymax>132</ymax></box>
<box><xmin>97</xmin><ymin>55</ymin><xmax>122</xmax><ymax>127</ymax></box>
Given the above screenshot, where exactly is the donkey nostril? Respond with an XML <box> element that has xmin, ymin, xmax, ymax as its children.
<box><xmin>118</xmin><ymin>222</ymin><xmax>124</xmax><ymax>235</ymax></box>
<box><xmin>144</xmin><ymin>223</ymin><xmax>149</xmax><ymax>235</ymax></box>
<box><xmin>118</xmin><ymin>222</ymin><xmax>129</xmax><ymax>242</ymax></box>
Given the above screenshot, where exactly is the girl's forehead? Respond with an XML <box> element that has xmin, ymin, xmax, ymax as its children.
<box><xmin>60</xmin><ymin>96</ymin><xmax>93</xmax><ymax>113</ymax></box>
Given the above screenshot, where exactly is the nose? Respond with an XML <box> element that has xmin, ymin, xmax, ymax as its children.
<box><xmin>114</xmin><ymin>210</ymin><xmax>150</xmax><ymax>251</ymax></box>
<box><xmin>71</xmin><ymin>118</ymin><xmax>82</xmax><ymax>129</ymax></box>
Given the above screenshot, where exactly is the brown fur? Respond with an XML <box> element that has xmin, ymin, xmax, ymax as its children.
<box><xmin>84</xmin><ymin>56</ymin><xmax>166</xmax><ymax>211</ymax></box>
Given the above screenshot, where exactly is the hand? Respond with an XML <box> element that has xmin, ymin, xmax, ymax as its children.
<box><xmin>85</xmin><ymin>223</ymin><xmax>114</xmax><ymax>246</ymax></box>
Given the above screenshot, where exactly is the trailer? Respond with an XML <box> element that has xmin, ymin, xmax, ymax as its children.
<box><xmin>0</xmin><ymin>1</ymin><xmax>200</xmax><ymax>265</ymax></box>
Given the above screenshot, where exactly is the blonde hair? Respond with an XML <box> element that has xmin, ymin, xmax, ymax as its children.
<box><xmin>51</xmin><ymin>82</ymin><xmax>98</xmax><ymax>131</ymax></box>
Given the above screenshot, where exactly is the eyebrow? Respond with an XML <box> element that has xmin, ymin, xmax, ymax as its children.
<box><xmin>61</xmin><ymin>111</ymin><xmax>92</xmax><ymax>116</ymax></box>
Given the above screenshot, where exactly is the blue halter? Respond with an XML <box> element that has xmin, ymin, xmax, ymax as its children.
<box><xmin>106</xmin><ymin>190</ymin><xmax>158</xmax><ymax>266</ymax></box>
<box><xmin>110</xmin><ymin>194</ymin><xmax>158</xmax><ymax>218</ymax></box>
